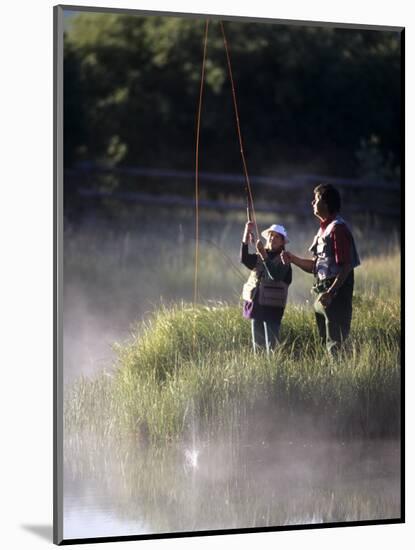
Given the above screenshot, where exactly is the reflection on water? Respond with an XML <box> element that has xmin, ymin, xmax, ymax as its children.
<box><xmin>64</xmin><ymin>432</ymin><xmax>400</xmax><ymax>540</ymax></box>
<box><xmin>64</xmin><ymin>498</ymin><xmax>149</xmax><ymax>539</ymax></box>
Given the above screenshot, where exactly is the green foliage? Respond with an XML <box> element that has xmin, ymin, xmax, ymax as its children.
<box><xmin>356</xmin><ymin>134</ymin><xmax>400</xmax><ymax>182</ymax></box>
<box><xmin>63</xmin><ymin>12</ymin><xmax>401</xmax><ymax>177</ymax></box>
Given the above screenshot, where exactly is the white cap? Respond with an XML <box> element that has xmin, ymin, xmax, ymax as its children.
<box><xmin>261</xmin><ymin>224</ymin><xmax>289</xmax><ymax>243</ymax></box>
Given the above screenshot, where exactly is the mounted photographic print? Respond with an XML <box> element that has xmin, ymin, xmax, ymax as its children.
<box><xmin>54</xmin><ymin>4</ymin><xmax>404</xmax><ymax>545</ymax></box>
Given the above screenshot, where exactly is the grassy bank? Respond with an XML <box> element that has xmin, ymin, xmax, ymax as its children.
<box><xmin>65</xmin><ymin>291</ymin><xmax>400</xmax><ymax>444</ymax></box>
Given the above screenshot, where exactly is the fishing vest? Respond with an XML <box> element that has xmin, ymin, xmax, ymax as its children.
<box><xmin>309</xmin><ymin>215</ymin><xmax>360</xmax><ymax>281</ymax></box>
<box><xmin>242</xmin><ymin>254</ymin><xmax>289</xmax><ymax>308</ymax></box>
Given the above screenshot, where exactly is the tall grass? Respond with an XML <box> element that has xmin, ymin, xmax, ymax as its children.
<box><xmin>64</xmin><ymin>217</ymin><xmax>400</xmax><ymax>316</ymax></box>
<box><xmin>65</xmin><ymin>286</ymin><xmax>401</xmax><ymax>444</ymax></box>
<box><xmin>64</xmin><ymin>227</ymin><xmax>401</xmax><ymax>443</ymax></box>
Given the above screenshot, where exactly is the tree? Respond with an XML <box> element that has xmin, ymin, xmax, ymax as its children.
<box><xmin>64</xmin><ymin>12</ymin><xmax>402</xmax><ymax>179</ymax></box>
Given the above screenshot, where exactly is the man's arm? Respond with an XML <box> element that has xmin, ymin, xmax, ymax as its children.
<box><xmin>280</xmin><ymin>251</ymin><xmax>314</xmax><ymax>273</ymax></box>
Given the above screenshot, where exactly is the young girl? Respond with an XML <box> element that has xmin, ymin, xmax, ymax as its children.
<box><xmin>240</xmin><ymin>222</ymin><xmax>292</xmax><ymax>354</ymax></box>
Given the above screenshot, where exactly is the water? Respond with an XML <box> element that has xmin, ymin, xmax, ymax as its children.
<box><xmin>63</xmin><ymin>434</ymin><xmax>401</xmax><ymax>540</ymax></box>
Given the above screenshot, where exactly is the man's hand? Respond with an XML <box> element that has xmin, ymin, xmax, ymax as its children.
<box><xmin>256</xmin><ymin>240</ymin><xmax>268</xmax><ymax>260</ymax></box>
<box><xmin>280</xmin><ymin>251</ymin><xmax>293</xmax><ymax>264</ymax></box>
<box><xmin>318</xmin><ymin>291</ymin><xmax>334</xmax><ymax>308</ymax></box>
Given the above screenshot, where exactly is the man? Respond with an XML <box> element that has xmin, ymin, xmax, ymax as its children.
<box><xmin>281</xmin><ymin>184</ymin><xmax>360</xmax><ymax>354</ymax></box>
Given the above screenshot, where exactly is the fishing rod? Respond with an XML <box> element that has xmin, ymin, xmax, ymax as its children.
<box><xmin>219</xmin><ymin>20</ymin><xmax>259</xmax><ymax>245</ymax></box>
<box><xmin>193</xmin><ymin>20</ymin><xmax>260</xmax><ymax>305</ymax></box>
<box><xmin>245</xmin><ymin>188</ymin><xmax>255</xmax><ymax>245</ymax></box>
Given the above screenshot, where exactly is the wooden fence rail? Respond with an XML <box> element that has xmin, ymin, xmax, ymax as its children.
<box><xmin>66</xmin><ymin>164</ymin><xmax>401</xmax><ymax>220</ymax></box>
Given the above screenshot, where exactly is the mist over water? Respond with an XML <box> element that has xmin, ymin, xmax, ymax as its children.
<box><xmin>63</xmin><ymin>218</ymin><xmax>241</xmax><ymax>382</ymax></box>
<box><xmin>63</xmin><ymin>283</ymin><xmax>132</xmax><ymax>383</ymax></box>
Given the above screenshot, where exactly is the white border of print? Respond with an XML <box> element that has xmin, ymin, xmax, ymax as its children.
<box><xmin>1</xmin><ymin>1</ymin><xmax>411</xmax><ymax>549</ymax></box>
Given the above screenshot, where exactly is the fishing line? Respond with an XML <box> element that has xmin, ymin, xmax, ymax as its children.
<box><xmin>197</xmin><ymin>237</ymin><xmax>247</xmax><ymax>284</ymax></box>
<box><xmin>193</xmin><ymin>20</ymin><xmax>259</xmax><ymax>307</ymax></box>
<box><xmin>192</xmin><ymin>20</ymin><xmax>210</xmax><ymax>353</ymax></box>
<box><xmin>194</xmin><ymin>20</ymin><xmax>210</xmax><ymax>306</ymax></box>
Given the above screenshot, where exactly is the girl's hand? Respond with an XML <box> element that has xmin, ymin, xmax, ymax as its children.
<box><xmin>243</xmin><ymin>221</ymin><xmax>255</xmax><ymax>243</ymax></box>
